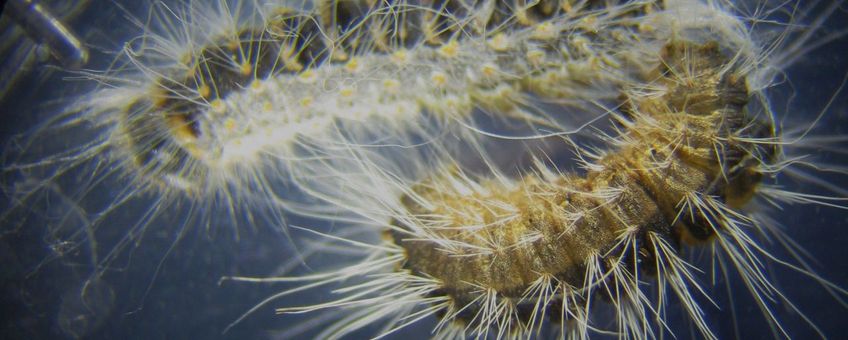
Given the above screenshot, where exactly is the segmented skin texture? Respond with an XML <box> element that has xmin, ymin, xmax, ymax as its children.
<box><xmin>393</xmin><ymin>40</ymin><xmax>769</xmax><ymax>325</ymax></box>
<box><xmin>119</xmin><ymin>0</ymin><xmax>658</xmax><ymax>193</ymax></box>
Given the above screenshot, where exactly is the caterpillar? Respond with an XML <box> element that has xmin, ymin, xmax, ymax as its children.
<box><xmin>0</xmin><ymin>0</ymin><xmax>683</xmax><ymax>322</ymax></box>
<box><xmin>1</xmin><ymin>0</ymin><xmax>652</xmax><ymax>275</ymax></box>
<box><xmin>0</xmin><ymin>0</ymin><xmax>846</xmax><ymax>339</ymax></box>
<box><xmin>253</xmin><ymin>39</ymin><xmax>780</xmax><ymax>338</ymax></box>
<box><xmin>218</xmin><ymin>0</ymin><xmax>848</xmax><ymax>339</ymax></box>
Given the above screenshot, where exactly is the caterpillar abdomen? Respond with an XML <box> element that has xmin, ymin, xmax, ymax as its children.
<box><xmin>391</xmin><ymin>40</ymin><xmax>767</xmax><ymax>329</ymax></box>
<box><xmin>115</xmin><ymin>0</ymin><xmax>660</xmax><ymax>197</ymax></box>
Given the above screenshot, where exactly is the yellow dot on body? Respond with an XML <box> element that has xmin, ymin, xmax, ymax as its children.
<box><xmin>481</xmin><ymin>63</ymin><xmax>498</xmax><ymax>78</ymax></box>
<box><xmin>383</xmin><ymin>79</ymin><xmax>400</xmax><ymax>94</ymax></box>
<box><xmin>391</xmin><ymin>49</ymin><xmax>408</xmax><ymax>64</ymax></box>
<box><xmin>250</xmin><ymin>80</ymin><xmax>262</xmax><ymax>91</ymax></box>
<box><xmin>240</xmin><ymin>62</ymin><xmax>253</xmax><ymax>76</ymax></box>
<box><xmin>531</xmin><ymin>21</ymin><xmax>557</xmax><ymax>40</ymax></box>
<box><xmin>332</xmin><ymin>49</ymin><xmax>349</xmax><ymax>62</ymax></box>
<box><xmin>211</xmin><ymin>99</ymin><xmax>226</xmax><ymax>113</ymax></box>
<box><xmin>300</xmin><ymin>96</ymin><xmax>313</xmax><ymax>107</ymax></box>
<box><xmin>224</xmin><ymin>118</ymin><xmax>237</xmax><ymax>132</ymax></box>
<box><xmin>438</xmin><ymin>40</ymin><xmax>459</xmax><ymax>58</ymax></box>
<box><xmin>431</xmin><ymin>71</ymin><xmax>447</xmax><ymax>87</ymax></box>
<box><xmin>279</xmin><ymin>45</ymin><xmax>304</xmax><ymax>71</ymax></box>
<box><xmin>263</xmin><ymin>101</ymin><xmax>273</xmax><ymax>112</ymax></box>
<box><xmin>487</xmin><ymin>33</ymin><xmax>510</xmax><ymax>52</ymax></box>
<box><xmin>298</xmin><ymin>69</ymin><xmax>317</xmax><ymax>84</ymax></box>
<box><xmin>285</xmin><ymin>59</ymin><xmax>304</xmax><ymax>72</ymax></box>
<box><xmin>198</xmin><ymin>84</ymin><xmax>211</xmax><ymax>98</ymax></box>
<box><xmin>340</xmin><ymin>87</ymin><xmax>355</xmax><ymax>98</ymax></box>
<box><xmin>345</xmin><ymin>58</ymin><xmax>360</xmax><ymax>73</ymax></box>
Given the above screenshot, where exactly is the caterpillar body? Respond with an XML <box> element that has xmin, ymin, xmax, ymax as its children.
<box><xmin>101</xmin><ymin>0</ymin><xmax>664</xmax><ymax>197</ymax></box>
<box><xmin>236</xmin><ymin>33</ymin><xmax>784</xmax><ymax>340</ymax></box>
<box><xmin>394</xmin><ymin>38</ymin><xmax>755</xmax><ymax>323</ymax></box>
<box><xmin>219</xmin><ymin>0</ymin><xmax>848</xmax><ymax>339</ymax></box>
<box><xmin>1</xmin><ymin>0</ymin><xmax>677</xmax><ymax>290</ymax></box>
<box><xmin>0</xmin><ymin>0</ymin><xmax>846</xmax><ymax>339</ymax></box>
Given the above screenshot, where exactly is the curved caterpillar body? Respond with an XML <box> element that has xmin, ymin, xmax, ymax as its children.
<box><xmin>1</xmin><ymin>0</ymin><xmax>679</xmax><ymax>311</ymax></box>
<box><xmin>219</xmin><ymin>1</ymin><xmax>848</xmax><ymax>339</ymax></box>
<box><xmin>246</xmin><ymin>36</ymin><xmax>781</xmax><ymax>339</ymax></box>
<box><xmin>2</xmin><ymin>0</ymin><xmax>660</xmax><ymax>250</ymax></box>
<box><xmin>391</xmin><ymin>40</ymin><xmax>763</xmax><ymax>335</ymax></box>
<box><xmin>1</xmin><ymin>0</ymin><xmax>847</xmax><ymax>339</ymax></box>
<box><xmin>96</xmin><ymin>0</ymin><xmax>659</xmax><ymax>196</ymax></box>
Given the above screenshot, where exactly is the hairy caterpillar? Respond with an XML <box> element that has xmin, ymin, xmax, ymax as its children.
<box><xmin>0</xmin><ymin>0</ymin><xmax>846</xmax><ymax>339</ymax></box>
<box><xmin>255</xmin><ymin>39</ymin><xmax>779</xmax><ymax>338</ymax></box>
<box><xmin>2</xmin><ymin>0</ymin><xmax>651</xmax><ymax>277</ymax></box>
<box><xmin>219</xmin><ymin>0</ymin><xmax>848</xmax><ymax>339</ymax></box>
